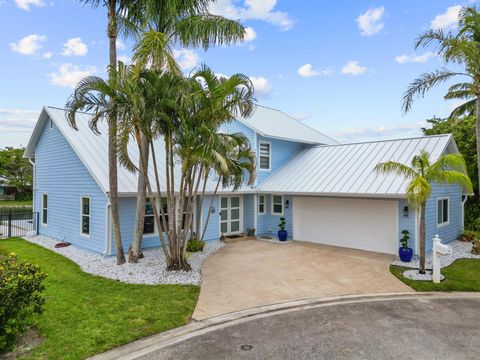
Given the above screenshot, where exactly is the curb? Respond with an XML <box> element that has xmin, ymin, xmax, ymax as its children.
<box><xmin>88</xmin><ymin>291</ymin><xmax>480</xmax><ymax>360</ymax></box>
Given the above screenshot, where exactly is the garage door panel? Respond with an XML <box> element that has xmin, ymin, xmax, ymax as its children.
<box><xmin>293</xmin><ymin>197</ymin><xmax>397</xmax><ymax>254</ymax></box>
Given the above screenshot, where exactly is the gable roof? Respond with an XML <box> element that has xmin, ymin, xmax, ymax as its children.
<box><xmin>257</xmin><ymin>134</ymin><xmax>459</xmax><ymax>198</ymax></box>
<box><xmin>25</xmin><ymin>106</ymin><xmax>243</xmax><ymax>195</ymax></box>
<box><xmin>237</xmin><ymin>105</ymin><xmax>338</xmax><ymax>145</ymax></box>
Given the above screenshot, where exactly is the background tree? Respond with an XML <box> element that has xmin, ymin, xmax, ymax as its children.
<box><xmin>422</xmin><ymin>116</ymin><xmax>479</xmax><ymax>230</ymax></box>
<box><xmin>402</xmin><ymin>6</ymin><xmax>480</xmax><ymax>194</ymax></box>
<box><xmin>0</xmin><ymin>147</ymin><xmax>32</xmax><ymax>200</ymax></box>
<box><xmin>376</xmin><ymin>151</ymin><xmax>472</xmax><ymax>273</ymax></box>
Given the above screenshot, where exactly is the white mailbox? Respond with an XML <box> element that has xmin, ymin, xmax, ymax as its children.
<box><xmin>432</xmin><ymin>235</ymin><xmax>452</xmax><ymax>283</ymax></box>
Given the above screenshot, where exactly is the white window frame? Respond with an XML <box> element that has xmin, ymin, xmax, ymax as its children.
<box><xmin>258</xmin><ymin>195</ymin><xmax>266</xmax><ymax>215</ymax></box>
<box><xmin>41</xmin><ymin>193</ymin><xmax>48</xmax><ymax>226</ymax></box>
<box><xmin>437</xmin><ymin>197</ymin><xmax>450</xmax><ymax>227</ymax></box>
<box><xmin>271</xmin><ymin>195</ymin><xmax>284</xmax><ymax>215</ymax></box>
<box><xmin>258</xmin><ymin>141</ymin><xmax>272</xmax><ymax>171</ymax></box>
<box><xmin>80</xmin><ymin>196</ymin><xmax>90</xmax><ymax>237</ymax></box>
<box><xmin>143</xmin><ymin>197</ymin><xmax>157</xmax><ymax>237</ymax></box>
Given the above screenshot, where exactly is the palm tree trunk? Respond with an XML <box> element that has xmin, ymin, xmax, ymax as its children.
<box><xmin>419</xmin><ymin>204</ymin><xmax>426</xmax><ymax>274</ymax></box>
<box><xmin>200</xmin><ymin>177</ymin><xmax>221</xmax><ymax>242</ymax></box>
<box><xmin>475</xmin><ymin>98</ymin><xmax>480</xmax><ymax>189</ymax></box>
<box><xmin>108</xmin><ymin>0</ymin><xmax>125</xmax><ymax>265</ymax></box>
<box><xmin>129</xmin><ymin>132</ymin><xmax>149</xmax><ymax>263</ymax></box>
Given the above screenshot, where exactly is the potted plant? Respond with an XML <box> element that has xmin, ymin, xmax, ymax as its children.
<box><xmin>278</xmin><ymin>217</ymin><xmax>287</xmax><ymax>241</ymax></box>
<box><xmin>399</xmin><ymin>229</ymin><xmax>413</xmax><ymax>262</ymax></box>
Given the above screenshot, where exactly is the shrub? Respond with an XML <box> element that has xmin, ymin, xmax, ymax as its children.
<box><xmin>458</xmin><ymin>231</ymin><xmax>477</xmax><ymax>242</ymax></box>
<box><xmin>465</xmin><ymin>199</ymin><xmax>480</xmax><ymax>231</ymax></box>
<box><xmin>0</xmin><ymin>253</ymin><xmax>46</xmax><ymax>352</ymax></box>
<box><xmin>400</xmin><ymin>230</ymin><xmax>410</xmax><ymax>248</ymax></box>
<box><xmin>187</xmin><ymin>239</ymin><xmax>205</xmax><ymax>253</ymax></box>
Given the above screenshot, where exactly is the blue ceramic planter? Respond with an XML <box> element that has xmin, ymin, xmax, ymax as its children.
<box><xmin>399</xmin><ymin>247</ymin><xmax>413</xmax><ymax>262</ymax></box>
<box><xmin>278</xmin><ymin>230</ymin><xmax>288</xmax><ymax>241</ymax></box>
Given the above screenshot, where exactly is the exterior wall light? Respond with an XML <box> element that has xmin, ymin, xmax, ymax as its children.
<box><xmin>403</xmin><ymin>206</ymin><xmax>409</xmax><ymax>217</ymax></box>
<box><xmin>285</xmin><ymin>199</ymin><xmax>290</xmax><ymax>209</ymax></box>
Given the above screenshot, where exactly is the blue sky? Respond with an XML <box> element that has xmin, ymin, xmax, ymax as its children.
<box><xmin>0</xmin><ymin>0</ymin><xmax>473</xmax><ymax>147</ymax></box>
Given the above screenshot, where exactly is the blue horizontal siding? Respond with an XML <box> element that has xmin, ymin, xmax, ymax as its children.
<box><xmin>34</xmin><ymin>119</ymin><xmax>106</xmax><ymax>253</ymax></box>
<box><xmin>256</xmin><ymin>135</ymin><xmax>306</xmax><ymax>185</ymax></box>
<box><xmin>200</xmin><ymin>195</ymin><xmax>220</xmax><ymax>241</ymax></box>
<box><xmin>256</xmin><ymin>194</ymin><xmax>293</xmax><ymax>238</ymax></box>
<box><xmin>220</xmin><ymin>120</ymin><xmax>255</xmax><ymax>148</ymax></box>
<box><xmin>425</xmin><ymin>183</ymin><xmax>463</xmax><ymax>253</ymax></box>
<box><xmin>398</xmin><ymin>199</ymin><xmax>417</xmax><ymax>253</ymax></box>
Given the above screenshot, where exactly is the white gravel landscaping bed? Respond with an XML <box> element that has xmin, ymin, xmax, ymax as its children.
<box><xmin>22</xmin><ymin>235</ymin><xmax>223</xmax><ymax>285</ymax></box>
<box><xmin>392</xmin><ymin>240</ymin><xmax>480</xmax><ymax>281</ymax></box>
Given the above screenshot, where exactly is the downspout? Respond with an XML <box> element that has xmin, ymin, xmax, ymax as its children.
<box><xmin>28</xmin><ymin>159</ymin><xmax>35</xmax><ymax>212</ymax></box>
<box><xmin>104</xmin><ymin>193</ymin><xmax>112</xmax><ymax>256</ymax></box>
<box><xmin>461</xmin><ymin>195</ymin><xmax>468</xmax><ymax>232</ymax></box>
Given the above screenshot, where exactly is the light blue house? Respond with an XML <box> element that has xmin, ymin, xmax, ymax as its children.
<box><xmin>24</xmin><ymin>105</ymin><xmax>468</xmax><ymax>256</ymax></box>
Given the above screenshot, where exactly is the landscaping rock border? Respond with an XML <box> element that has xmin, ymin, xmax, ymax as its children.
<box><xmin>392</xmin><ymin>240</ymin><xmax>480</xmax><ymax>281</ymax></box>
<box><xmin>22</xmin><ymin>235</ymin><xmax>223</xmax><ymax>285</ymax></box>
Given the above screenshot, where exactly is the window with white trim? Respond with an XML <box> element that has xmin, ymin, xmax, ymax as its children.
<box><xmin>437</xmin><ymin>198</ymin><xmax>449</xmax><ymax>226</ymax></box>
<box><xmin>272</xmin><ymin>195</ymin><xmax>283</xmax><ymax>215</ymax></box>
<box><xmin>42</xmin><ymin>194</ymin><xmax>48</xmax><ymax>225</ymax></box>
<box><xmin>258</xmin><ymin>195</ymin><xmax>265</xmax><ymax>214</ymax></box>
<box><xmin>259</xmin><ymin>142</ymin><xmax>271</xmax><ymax>170</ymax></box>
<box><xmin>81</xmin><ymin>197</ymin><xmax>90</xmax><ymax>235</ymax></box>
<box><xmin>143</xmin><ymin>198</ymin><xmax>155</xmax><ymax>234</ymax></box>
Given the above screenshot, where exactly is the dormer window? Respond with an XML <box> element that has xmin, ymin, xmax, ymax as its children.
<box><xmin>259</xmin><ymin>142</ymin><xmax>271</xmax><ymax>170</ymax></box>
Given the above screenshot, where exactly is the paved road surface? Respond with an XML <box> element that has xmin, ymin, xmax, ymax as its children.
<box><xmin>148</xmin><ymin>296</ymin><xmax>480</xmax><ymax>360</ymax></box>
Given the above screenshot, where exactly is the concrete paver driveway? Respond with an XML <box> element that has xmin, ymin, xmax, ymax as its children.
<box><xmin>193</xmin><ymin>240</ymin><xmax>412</xmax><ymax>320</ymax></box>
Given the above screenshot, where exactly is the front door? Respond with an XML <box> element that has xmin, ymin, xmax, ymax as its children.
<box><xmin>220</xmin><ymin>196</ymin><xmax>242</xmax><ymax>236</ymax></box>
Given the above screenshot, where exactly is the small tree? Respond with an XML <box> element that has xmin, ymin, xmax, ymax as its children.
<box><xmin>375</xmin><ymin>150</ymin><xmax>472</xmax><ymax>273</ymax></box>
<box><xmin>0</xmin><ymin>147</ymin><xmax>32</xmax><ymax>199</ymax></box>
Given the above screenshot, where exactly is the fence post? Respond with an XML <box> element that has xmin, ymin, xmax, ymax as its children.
<box><xmin>7</xmin><ymin>212</ymin><xmax>12</xmax><ymax>238</ymax></box>
<box><xmin>36</xmin><ymin>212</ymin><xmax>39</xmax><ymax>235</ymax></box>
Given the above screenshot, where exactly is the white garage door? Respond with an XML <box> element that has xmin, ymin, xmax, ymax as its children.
<box><xmin>293</xmin><ymin>197</ymin><xmax>398</xmax><ymax>254</ymax></box>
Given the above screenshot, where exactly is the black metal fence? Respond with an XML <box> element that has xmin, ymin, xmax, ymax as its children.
<box><xmin>0</xmin><ymin>212</ymin><xmax>39</xmax><ymax>238</ymax></box>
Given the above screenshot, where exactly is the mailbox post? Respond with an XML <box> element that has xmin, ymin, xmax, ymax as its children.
<box><xmin>432</xmin><ymin>235</ymin><xmax>452</xmax><ymax>283</ymax></box>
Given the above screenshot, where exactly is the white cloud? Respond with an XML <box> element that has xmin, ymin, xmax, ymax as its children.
<box><xmin>250</xmin><ymin>76</ymin><xmax>272</xmax><ymax>97</ymax></box>
<box><xmin>118</xmin><ymin>55</ymin><xmax>131</xmax><ymax>64</ymax></box>
<box><xmin>210</xmin><ymin>0</ymin><xmax>294</xmax><ymax>31</ymax></box>
<box><xmin>244</xmin><ymin>27</ymin><xmax>257</xmax><ymax>42</ymax></box>
<box><xmin>116</xmin><ymin>39</ymin><xmax>125</xmax><ymax>50</ymax></box>
<box><xmin>61</xmin><ymin>38</ymin><xmax>88</xmax><ymax>57</ymax></box>
<box><xmin>356</xmin><ymin>7</ymin><xmax>385</xmax><ymax>36</ymax></box>
<box><xmin>297</xmin><ymin>63</ymin><xmax>333</xmax><ymax>78</ymax></box>
<box><xmin>173</xmin><ymin>49</ymin><xmax>200</xmax><ymax>70</ymax></box>
<box><xmin>10</xmin><ymin>34</ymin><xmax>46</xmax><ymax>55</ymax></box>
<box><xmin>42</xmin><ymin>51</ymin><xmax>52</xmax><ymax>59</ymax></box>
<box><xmin>395</xmin><ymin>51</ymin><xmax>433</xmax><ymax>64</ymax></box>
<box><xmin>334</xmin><ymin>121</ymin><xmax>427</xmax><ymax>142</ymax></box>
<box><xmin>15</xmin><ymin>0</ymin><xmax>45</xmax><ymax>11</ymax></box>
<box><xmin>341</xmin><ymin>61</ymin><xmax>368</xmax><ymax>76</ymax></box>
<box><xmin>0</xmin><ymin>108</ymin><xmax>39</xmax><ymax>116</ymax></box>
<box><xmin>431</xmin><ymin>5</ymin><xmax>462</xmax><ymax>30</ymax></box>
<box><xmin>48</xmin><ymin>63</ymin><xmax>96</xmax><ymax>88</ymax></box>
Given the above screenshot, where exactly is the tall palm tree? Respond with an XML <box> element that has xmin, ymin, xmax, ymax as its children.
<box><xmin>402</xmin><ymin>6</ymin><xmax>480</xmax><ymax>192</ymax></box>
<box><xmin>375</xmin><ymin>151</ymin><xmax>472</xmax><ymax>273</ymax></box>
<box><xmin>74</xmin><ymin>0</ymin><xmax>144</xmax><ymax>264</ymax></box>
<box><xmin>123</xmin><ymin>1</ymin><xmax>247</xmax><ymax>263</ymax></box>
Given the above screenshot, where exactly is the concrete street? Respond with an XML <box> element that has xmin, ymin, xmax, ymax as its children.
<box><xmin>149</xmin><ymin>295</ymin><xmax>480</xmax><ymax>360</ymax></box>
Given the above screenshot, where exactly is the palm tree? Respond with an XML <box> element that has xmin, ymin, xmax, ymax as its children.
<box><xmin>131</xmin><ymin>66</ymin><xmax>254</xmax><ymax>270</ymax></box>
<box><xmin>123</xmin><ymin>1</ymin><xmax>247</xmax><ymax>263</ymax></box>
<box><xmin>375</xmin><ymin>151</ymin><xmax>472</xmax><ymax>273</ymax></box>
<box><xmin>74</xmin><ymin>0</ymin><xmax>145</xmax><ymax>264</ymax></box>
<box><xmin>402</xmin><ymin>5</ymin><xmax>480</xmax><ymax>192</ymax></box>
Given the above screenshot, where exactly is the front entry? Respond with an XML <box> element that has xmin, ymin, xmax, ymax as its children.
<box><xmin>220</xmin><ymin>195</ymin><xmax>243</xmax><ymax>236</ymax></box>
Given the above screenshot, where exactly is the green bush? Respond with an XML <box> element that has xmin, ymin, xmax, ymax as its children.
<box><xmin>0</xmin><ymin>252</ymin><xmax>46</xmax><ymax>352</ymax></box>
<box><xmin>465</xmin><ymin>199</ymin><xmax>480</xmax><ymax>231</ymax></box>
<box><xmin>186</xmin><ymin>239</ymin><xmax>205</xmax><ymax>253</ymax></box>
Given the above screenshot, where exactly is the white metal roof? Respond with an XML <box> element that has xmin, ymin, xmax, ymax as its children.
<box><xmin>257</xmin><ymin>134</ymin><xmax>457</xmax><ymax>198</ymax></box>
<box><xmin>237</xmin><ymin>105</ymin><xmax>338</xmax><ymax>145</ymax></box>
<box><xmin>25</xmin><ymin>106</ymin><xmax>252</xmax><ymax>195</ymax></box>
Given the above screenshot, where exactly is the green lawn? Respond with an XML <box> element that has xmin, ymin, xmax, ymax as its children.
<box><xmin>0</xmin><ymin>200</ymin><xmax>32</xmax><ymax>207</ymax></box>
<box><xmin>391</xmin><ymin>258</ymin><xmax>480</xmax><ymax>291</ymax></box>
<box><xmin>0</xmin><ymin>238</ymin><xmax>199</xmax><ymax>360</ymax></box>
